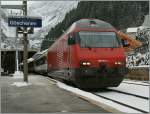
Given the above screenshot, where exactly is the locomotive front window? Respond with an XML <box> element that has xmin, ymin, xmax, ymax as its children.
<box><xmin>78</xmin><ymin>31</ymin><xmax>121</xmax><ymax>48</ymax></box>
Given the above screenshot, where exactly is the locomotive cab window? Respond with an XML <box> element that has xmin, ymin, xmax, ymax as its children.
<box><xmin>78</xmin><ymin>31</ymin><xmax>121</xmax><ymax>48</ymax></box>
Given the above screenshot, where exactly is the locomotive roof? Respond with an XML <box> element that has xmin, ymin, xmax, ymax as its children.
<box><xmin>74</xmin><ymin>19</ymin><xmax>115</xmax><ymax>29</ymax></box>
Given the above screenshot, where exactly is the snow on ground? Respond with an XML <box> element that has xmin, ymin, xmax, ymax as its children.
<box><xmin>13</xmin><ymin>71</ymin><xmax>23</xmax><ymax>79</ymax></box>
<box><xmin>96</xmin><ymin>91</ymin><xmax>149</xmax><ymax>112</ymax></box>
<box><xmin>57</xmin><ymin>81</ymin><xmax>144</xmax><ymax>113</ymax></box>
<box><xmin>110</xmin><ymin>81</ymin><xmax>149</xmax><ymax>98</ymax></box>
<box><xmin>11</xmin><ymin>82</ymin><xmax>31</xmax><ymax>87</ymax></box>
<box><xmin>131</xmin><ymin>65</ymin><xmax>149</xmax><ymax>68</ymax></box>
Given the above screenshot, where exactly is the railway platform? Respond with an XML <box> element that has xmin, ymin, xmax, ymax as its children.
<box><xmin>1</xmin><ymin>74</ymin><xmax>109</xmax><ymax>113</ymax></box>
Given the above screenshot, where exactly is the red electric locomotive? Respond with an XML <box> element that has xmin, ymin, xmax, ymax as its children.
<box><xmin>47</xmin><ymin>19</ymin><xmax>128</xmax><ymax>89</ymax></box>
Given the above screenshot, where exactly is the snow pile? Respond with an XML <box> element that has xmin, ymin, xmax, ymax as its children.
<box><xmin>11</xmin><ymin>82</ymin><xmax>31</xmax><ymax>87</ymax></box>
<box><xmin>57</xmin><ymin>81</ymin><xmax>141</xmax><ymax>113</ymax></box>
<box><xmin>13</xmin><ymin>71</ymin><xmax>23</xmax><ymax>79</ymax></box>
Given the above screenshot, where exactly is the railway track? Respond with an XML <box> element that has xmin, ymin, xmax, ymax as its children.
<box><xmin>122</xmin><ymin>81</ymin><xmax>149</xmax><ymax>86</ymax></box>
<box><xmin>106</xmin><ymin>88</ymin><xmax>149</xmax><ymax>100</ymax></box>
<box><xmin>143</xmin><ymin>81</ymin><xmax>149</xmax><ymax>84</ymax></box>
<box><xmin>93</xmin><ymin>93</ymin><xmax>148</xmax><ymax>113</ymax></box>
<box><xmin>93</xmin><ymin>89</ymin><xmax>149</xmax><ymax>113</ymax></box>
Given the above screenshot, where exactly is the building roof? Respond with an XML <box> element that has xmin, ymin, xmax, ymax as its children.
<box><xmin>75</xmin><ymin>19</ymin><xmax>115</xmax><ymax>29</ymax></box>
<box><xmin>127</xmin><ymin>27</ymin><xmax>138</xmax><ymax>33</ymax></box>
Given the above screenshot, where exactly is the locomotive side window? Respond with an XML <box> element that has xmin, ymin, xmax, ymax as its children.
<box><xmin>68</xmin><ymin>33</ymin><xmax>76</xmax><ymax>45</ymax></box>
<box><xmin>78</xmin><ymin>32</ymin><xmax>121</xmax><ymax>48</ymax></box>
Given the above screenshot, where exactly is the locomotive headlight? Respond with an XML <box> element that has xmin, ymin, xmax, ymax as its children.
<box><xmin>86</xmin><ymin>62</ymin><xmax>91</xmax><ymax>65</ymax></box>
<box><xmin>82</xmin><ymin>62</ymin><xmax>87</xmax><ymax>65</ymax></box>
<box><xmin>81</xmin><ymin>61</ymin><xmax>91</xmax><ymax>66</ymax></box>
<box><xmin>115</xmin><ymin>61</ymin><xmax>123</xmax><ymax>65</ymax></box>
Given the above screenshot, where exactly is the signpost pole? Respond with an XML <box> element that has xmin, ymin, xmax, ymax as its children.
<box><xmin>15</xmin><ymin>28</ymin><xmax>19</xmax><ymax>71</ymax></box>
<box><xmin>6</xmin><ymin>1</ymin><xmax>42</xmax><ymax>82</ymax></box>
<box><xmin>23</xmin><ymin>0</ymin><xmax>28</xmax><ymax>82</ymax></box>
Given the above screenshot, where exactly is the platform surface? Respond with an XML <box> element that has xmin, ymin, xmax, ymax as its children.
<box><xmin>1</xmin><ymin>75</ymin><xmax>108</xmax><ymax>113</ymax></box>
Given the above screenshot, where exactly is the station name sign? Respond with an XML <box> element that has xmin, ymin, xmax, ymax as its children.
<box><xmin>8</xmin><ymin>16</ymin><xmax>42</xmax><ymax>27</ymax></box>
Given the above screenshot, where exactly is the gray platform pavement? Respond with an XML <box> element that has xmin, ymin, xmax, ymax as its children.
<box><xmin>1</xmin><ymin>74</ymin><xmax>109</xmax><ymax>113</ymax></box>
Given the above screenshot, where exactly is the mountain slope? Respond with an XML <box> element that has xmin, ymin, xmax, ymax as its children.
<box><xmin>28</xmin><ymin>1</ymin><xmax>78</xmax><ymax>40</ymax></box>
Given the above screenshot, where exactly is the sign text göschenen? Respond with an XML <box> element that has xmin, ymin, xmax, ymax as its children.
<box><xmin>8</xmin><ymin>16</ymin><xmax>42</xmax><ymax>27</ymax></box>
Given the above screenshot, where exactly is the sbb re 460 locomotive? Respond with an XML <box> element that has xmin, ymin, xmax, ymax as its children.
<box><xmin>47</xmin><ymin>19</ymin><xmax>128</xmax><ymax>89</ymax></box>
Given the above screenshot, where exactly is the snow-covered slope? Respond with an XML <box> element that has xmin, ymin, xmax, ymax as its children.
<box><xmin>1</xmin><ymin>9</ymin><xmax>11</xmax><ymax>37</ymax></box>
<box><xmin>127</xmin><ymin>52</ymin><xmax>149</xmax><ymax>68</ymax></box>
<box><xmin>28</xmin><ymin>1</ymin><xmax>78</xmax><ymax>40</ymax></box>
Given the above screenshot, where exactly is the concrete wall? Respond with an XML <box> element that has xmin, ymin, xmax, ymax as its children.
<box><xmin>125</xmin><ymin>67</ymin><xmax>149</xmax><ymax>81</ymax></box>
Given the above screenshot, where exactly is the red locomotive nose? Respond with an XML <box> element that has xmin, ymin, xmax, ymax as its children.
<box><xmin>99</xmin><ymin>63</ymin><xmax>107</xmax><ymax>73</ymax></box>
<box><xmin>47</xmin><ymin>19</ymin><xmax>127</xmax><ymax>89</ymax></box>
<box><xmin>98</xmin><ymin>60</ymin><xmax>108</xmax><ymax>67</ymax></box>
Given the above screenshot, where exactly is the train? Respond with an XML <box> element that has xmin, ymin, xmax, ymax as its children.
<box><xmin>19</xmin><ymin>49</ymin><xmax>48</xmax><ymax>74</ymax></box>
<box><xmin>28</xmin><ymin>19</ymin><xmax>129</xmax><ymax>89</ymax></box>
<box><xmin>33</xmin><ymin>49</ymin><xmax>48</xmax><ymax>75</ymax></box>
